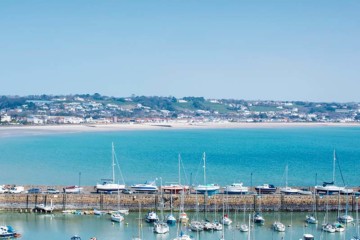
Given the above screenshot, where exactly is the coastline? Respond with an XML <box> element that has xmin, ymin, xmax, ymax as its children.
<box><xmin>1</xmin><ymin>121</ymin><xmax>360</xmax><ymax>138</ymax></box>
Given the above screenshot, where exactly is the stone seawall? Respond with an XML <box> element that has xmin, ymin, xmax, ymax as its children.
<box><xmin>0</xmin><ymin>193</ymin><xmax>358</xmax><ymax>212</ymax></box>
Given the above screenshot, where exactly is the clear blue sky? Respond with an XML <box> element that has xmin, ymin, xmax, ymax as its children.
<box><xmin>0</xmin><ymin>1</ymin><xmax>359</xmax><ymax>102</ymax></box>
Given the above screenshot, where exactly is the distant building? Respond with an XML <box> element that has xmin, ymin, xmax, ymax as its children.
<box><xmin>0</xmin><ymin>114</ymin><xmax>11</xmax><ymax>123</ymax></box>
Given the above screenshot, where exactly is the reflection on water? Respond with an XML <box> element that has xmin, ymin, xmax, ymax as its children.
<box><xmin>0</xmin><ymin>211</ymin><xmax>358</xmax><ymax>240</ymax></box>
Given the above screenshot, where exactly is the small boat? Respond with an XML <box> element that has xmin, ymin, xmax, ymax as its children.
<box><xmin>340</xmin><ymin>188</ymin><xmax>354</xmax><ymax>194</ymax></box>
<box><xmin>298</xmin><ymin>188</ymin><xmax>312</xmax><ymax>195</ymax></box>
<box><xmin>179</xmin><ymin>212</ymin><xmax>189</xmax><ymax>223</ymax></box>
<box><xmin>315</xmin><ymin>150</ymin><xmax>345</xmax><ymax>195</ymax></box>
<box><xmin>338</xmin><ymin>214</ymin><xmax>354</xmax><ymax>223</ymax></box>
<box><xmin>221</xmin><ymin>214</ymin><xmax>232</xmax><ymax>226</ymax></box>
<box><xmin>280</xmin><ymin>164</ymin><xmax>299</xmax><ymax>195</ymax></box>
<box><xmin>193</xmin><ymin>153</ymin><xmax>220</xmax><ymax>195</ymax></box>
<box><xmin>95</xmin><ymin>143</ymin><xmax>126</xmax><ymax>193</ymax></box>
<box><xmin>0</xmin><ymin>225</ymin><xmax>21</xmax><ymax>238</ymax></box>
<box><xmin>70</xmin><ymin>236</ymin><xmax>81</xmax><ymax>240</ymax></box>
<box><xmin>131</xmin><ymin>181</ymin><xmax>158</xmax><ymax>193</ymax></box>
<box><xmin>272</xmin><ymin>221</ymin><xmax>286</xmax><ymax>232</ymax></box>
<box><xmin>212</xmin><ymin>221</ymin><xmax>223</xmax><ymax>231</ymax></box>
<box><xmin>253</xmin><ymin>212</ymin><xmax>265</xmax><ymax>224</ymax></box>
<box><xmin>303</xmin><ymin>233</ymin><xmax>314</xmax><ymax>240</ymax></box>
<box><xmin>145</xmin><ymin>211</ymin><xmax>159</xmax><ymax>223</ymax></box>
<box><xmin>305</xmin><ymin>214</ymin><xmax>318</xmax><ymax>224</ymax></box>
<box><xmin>255</xmin><ymin>184</ymin><xmax>276</xmax><ymax>194</ymax></box>
<box><xmin>333</xmin><ymin>222</ymin><xmax>345</xmax><ymax>232</ymax></box>
<box><xmin>161</xmin><ymin>184</ymin><xmax>189</xmax><ymax>194</ymax></box>
<box><xmin>322</xmin><ymin>223</ymin><xmax>336</xmax><ymax>233</ymax></box>
<box><xmin>153</xmin><ymin>221</ymin><xmax>170</xmax><ymax>234</ymax></box>
<box><xmin>223</xmin><ymin>183</ymin><xmax>249</xmax><ymax>195</ymax></box>
<box><xmin>166</xmin><ymin>214</ymin><xmax>177</xmax><ymax>225</ymax></box>
<box><xmin>173</xmin><ymin>231</ymin><xmax>192</xmax><ymax>240</ymax></box>
<box><xmin>203</xmin><ymin>221</ymin><xmax>214</xmax><ymax>231</ymax></box>
<box><xmin>111</xmin><ymin>212</ymin><xmax>124</xmax><ymax>222</ymax></box>
<box><xmin>93</xmin><ymin>209</ymin><xmax>106</xmax><ymax>215</ymax></box>
<box><xmin>63</xmin><ymin>185</ymin><xmax>83</xmax><ymax>194</ymax></box>
<box><xmin>189</xmin><ymin>221</ymin><xmax>203</xmax><ymax>232</ymax></box>
<box><xmin>239</xmin><ymin>223</ymin><xmax>249</xmax><ymax>232</ymax></box>
<box><xmin>194</xmin><ymin>184</ymin><xmax>220</xmax><ymax>195</ymax></box>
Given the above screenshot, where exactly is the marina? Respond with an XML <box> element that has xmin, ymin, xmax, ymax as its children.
<box><xmin>0</xmin><ymin>127</ymin><xmax>360</xmax><ymax>239</ymax></box>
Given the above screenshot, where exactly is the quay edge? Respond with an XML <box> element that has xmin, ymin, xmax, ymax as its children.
<box><xmin>0</xmin><ymin>192</ymin><xmax>359</xmax><ymax>213</ymax></box>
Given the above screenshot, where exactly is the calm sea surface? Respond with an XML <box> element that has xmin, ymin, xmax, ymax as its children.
<box><xmin>0</xmin><ymin>127</ymin><xmax>360</xmax><ymax>187</ymax></box>
<box><xmin>1</xmin><ymin>211</ymin><xmax>358</xmax><ymax>240</ymax></box>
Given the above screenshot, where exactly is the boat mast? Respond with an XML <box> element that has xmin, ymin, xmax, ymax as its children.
<box><xmin>112</xmin><ymin>142</ymin><xmax>116</xmax><ymax>183</ymax></box>
<box><xmin>285</xmin><ymin>164</ymin><xmax>288</xmax><ymax>188</ymax></box>
<box><xmin>178</xmin><ymin>153</ymin><xmax>181</xmax><ymax>186</ymax></box>
<box><xmin>333</xmin><ymin>149</ymin><xmax>336</xmax><ymax>184</ymax></box>
<box><xmin>203</xmin><ymin>152</ymin><xmax>206</xmax><ymax>187</ymax></box>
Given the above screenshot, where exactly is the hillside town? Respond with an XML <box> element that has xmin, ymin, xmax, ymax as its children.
<box><xmin>0</xmin><ymin>94</ymin><xmax>359</xmax><ymax>125</ymax></box>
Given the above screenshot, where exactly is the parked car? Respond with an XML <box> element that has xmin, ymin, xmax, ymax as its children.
<box><xmin>46</xmin><ymin>188</ymin><xmax>60</xmax><ymax>194</ymax></box>
<box><xmin>122</xmin><ymin>189</ymin><xmax>133</xmax><ymax>194</ymax></box>
<box><xmin>27</xmin><ymin>188</ymin><xmax>42</xmax><ymax>194</ymax></box>
<box><xmin>9</xmin><ymin>186</ymin><xmax>25</xmax><ymax>194</ymax></box>
<box><xmin>0</xmin><ymin>185</ymin><xmax>8</xmax><ymax>194</ymax></box>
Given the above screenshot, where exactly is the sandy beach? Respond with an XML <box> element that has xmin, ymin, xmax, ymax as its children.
<box><xmin>0</xmin><ymin>121</ymin><xmax>359</xmax><ymax>138</ymax></box>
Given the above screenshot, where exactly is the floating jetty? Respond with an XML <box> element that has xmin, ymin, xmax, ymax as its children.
<box><xmin>0</xmin><ymin>188</ymin><xmax>359</xmax><ymax>213</ymax></box>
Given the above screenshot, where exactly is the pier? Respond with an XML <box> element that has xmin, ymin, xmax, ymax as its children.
<box><xmin>0</xmin><ymin>189</ymin><xmax>359</xmax><ymax>213</ymax></box>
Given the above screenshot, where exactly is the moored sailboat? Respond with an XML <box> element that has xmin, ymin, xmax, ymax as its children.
<box><xmin>193</xmin><ymin>152</ymin><xmax>220</xmax><ymax>195</ymax></box>
<box><xmin>95</xmin><ymin>143</ymin><xmax>126</xmax><ymax>193</ymax></box>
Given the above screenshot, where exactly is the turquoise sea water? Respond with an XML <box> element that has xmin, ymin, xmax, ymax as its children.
<box><xmin>0</xmin><ymin>127</ymin><xmax>360</xmax><ymax>187</ymax></box>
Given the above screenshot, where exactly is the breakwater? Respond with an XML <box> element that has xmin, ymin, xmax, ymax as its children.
<box><xmin>0</xmin><ymin>193</ymin><xmax>358</xmax><ymax>213</ymax></box>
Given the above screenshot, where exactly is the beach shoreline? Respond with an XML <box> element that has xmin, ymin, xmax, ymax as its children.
<box><xmin>0</xmin><ymin>121</ymin><xmax>360</xmax><ymax>137</ymax></box>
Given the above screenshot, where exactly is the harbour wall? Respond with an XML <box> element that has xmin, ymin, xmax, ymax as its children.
<box><xmin>0</xmin><ymin>193</ymin><xmax>358</xmax><ymax>212</ymax></box>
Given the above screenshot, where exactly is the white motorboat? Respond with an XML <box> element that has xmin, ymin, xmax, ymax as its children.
<box><xmin>340</xmin><ymin>188</ymin><xmax>354</xmax><ymax>194</ymax></box>
<box><xmin>194</xmin><ymin>153</ymin><xmax>220</xmax><ymax>195</ymax></box>
<box><xmin>338</xmin><ymin>214</ymin><xmax>354</xmax><ymax>223</ymax></box>
<box><xmin>63</xmin><ymin>186</ymin><xmax>83</xmax><ymax>194</ymax></box>
<box><xmin>298</xmin><ymin>188</ymin><xmax>312</xmax><ymax>195</ymax></box>
<box><xmin>305</xmin><ymin>215</ymin><xmax>318</xmax><ymax>224</ymax></box>
<box><xmin>131</xmin><ymin>181</ymin><xmax>158</xmax><ymax>193</ymax></box>
<box><xmin>303</xmin><ymin>233</ymin><xmax>314</xmax><ymax>240</ymax></box>
<box><xmin>95</xmin><ymin>143</ymin><xmax>126</xmax><ymax>193</ymax></box>
<box><xmin>239</xmin><ymin>223</ymin><xmax>249</xmax><ymax>232</ymax></box>
<box><xmin>221</xmin><ymin>214</ymin><xmax>232</xmax><ymax>225</ymax></box>
<box><xmin>315</xmin><ymin>150</ymin><xmax>345</xmax><ymax>195</ymax></box>
<box><xmin>189</xmin><ymin>221</ymin><xmax>203</xmax><ymax>232</ymax></box>
<box><xmin>0</xmin><ymin>225</ymin><xmax>20</xmax><ymax>238</ymax></box>
<box><xmin>145</xmin><ymin>211</ymin><xmax>159</xmax><ymax>223</ymax></box>
<box><xmin>272</xmin><ymin>221</ymin><xmax>286</xmax><ymax>232</ymax></box>
<box><xmin>111</xmin><ymin>212</ymin><xmax>124</xmax><ymax>222</ymax></box>
<box><xmin>212</xmin><ymin>222</ymin><xmax>223</xmax><ymax>231</ymax></box>
<box><xmin>203</xmin><ymin>221</ymin><xmax>214</xmax><ymax>231</ymax></box>
<box><xmin>224</xmin><ymin>183</ymin><xmax>249</xmax><ymax>195</ymax></box>
<box><xmin>322</xmin><ymin>223</ymin><xmax>336</xmax><ymax>233</ymax></box>
<box><xmin>153</xmin><ymin>221</ymin><xmax>170</xmax><ymax>234</ymax></box>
